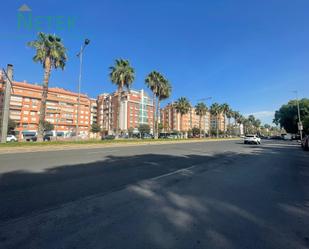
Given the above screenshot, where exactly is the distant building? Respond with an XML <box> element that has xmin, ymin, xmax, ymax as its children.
<box><xmin>97</xmin><ymin>89</ymin><xmax>154</xmax><ymax>135</ymax></box>
<box><xmin>210</xmin><ymin>113</ymin><xmax>226</xmax><ymax>133</ymax></box>
<box><xmin>160</xmin><ymin>103</ymin><xmax>209</xmax><ymax>133</ymax></box>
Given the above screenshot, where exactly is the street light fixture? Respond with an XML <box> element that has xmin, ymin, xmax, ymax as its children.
<box><xmin>293</xmin><ymin>90</ymin><xmax>303</xmax><ymax>140</ymax></box>
<box><xmin>76</xmin><ymin>39</ymin><xmax>90</xmax><ymax>138</ymax></box>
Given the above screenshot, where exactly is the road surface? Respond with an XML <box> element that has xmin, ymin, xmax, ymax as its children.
<box><xmin>0</xmin><ymin>140</ymin><xmax>308</xmax><ymax>249</ymax></box>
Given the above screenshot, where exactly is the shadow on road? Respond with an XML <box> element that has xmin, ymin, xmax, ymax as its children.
<box><xmin>0</xmin><ymin>141</ymin><xmax>308</xmax><ymax>249</ymax></box>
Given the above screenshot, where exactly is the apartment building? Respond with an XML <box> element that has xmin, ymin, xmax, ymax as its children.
<box><xmin>0</xmin><ymin>77</ymin><xmax>93</xmax><ymax>137</ymax></box>
<box><xmin>160</xmin><ymin>103</ymin><xmax>209</xmax><ymax>132</ymax></box>
<box><xmin>97</xmin><ymin>89</ymin><xmax>154</xmax><ymax>134</ymax></box>
<box><xmin>210</xmin><ymin>113</ymin><xmax>226</xmax><ymax>132</ymax></box>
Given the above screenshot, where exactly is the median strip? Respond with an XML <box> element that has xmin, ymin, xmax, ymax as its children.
<box><xmin>0</xmin><ymin>138</ymin><xmax>240</xmax><ymax>154</ymax></box>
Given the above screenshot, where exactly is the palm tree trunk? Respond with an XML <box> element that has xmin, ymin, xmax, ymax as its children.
<box><xmin>199</xmin><ymin>115</ymin><xmax>202</xmax><ymax>138</ymax></box>
<box><xmin>216</xmin><ymin>115</ymin><xmax>219</xmax><ymax>138</ymax></box>
<box><xmin>227</xmin><ymin>118</ymin><xmax>231</xmax><ymax>135</ymax></box>
<box><xmin>180</xmin><ymin>114</ymin><xmax>183</xmax><ymax>138</ymax></box>
<box><xmin>224</xmin><ymin>113</ymin><xmax>226</xmax><ymax>135</ymax></box>
<box><xmin>156</xmin><ymin>98</ymin><xmax>160</xmax><ymax>139</ymax></box>
<box><xmin>116</xmin><ymin>85</ymin><xmax>123</xmax><ymax>139</ymax></box>
<box><xmin>37</xmin><ymin>57</ymin><xmax>51</xmax><ymax>142</ymax></box>
<box><xmin>190</xmin><ymin>108</ymin><xmax>192</xmax><ymax>130</ymax></box>
<box><xmin>152</xmin><ymin>93</ymin><xmax>156</xmax><ymax>138</ymax></box>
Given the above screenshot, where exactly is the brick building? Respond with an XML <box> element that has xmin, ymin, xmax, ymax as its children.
<box><xmin>0</xmin><ymin>76</ymin><xmax>94</xmax><ymax>138</ymax></box>
<box><xmin>97</xmin><ymin>89</ymin><xmax>154</xmax><ymax>135</ymax></box>
<box><xmin>160</xmin><ymin>103</ymin><xmax>210</xmax><ymax>133</ymax></box>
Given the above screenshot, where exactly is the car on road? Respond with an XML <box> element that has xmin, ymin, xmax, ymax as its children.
<box><xmin>301</xmin><ymin>135</ymin><xmax>309</xmax><ymax>151</ymax></box>
<box><xmin>142</xmin><ymin>133</ymin><xmax>153</xmax><ymax>139</ymax></box>
<box><xmin>102</xmin><ymin>135</ymin><xmax>115</xmax><ymax>140</ymax></box>
<box><xmin>6</xmin><ymin>134</ymin><xmax>17</xmax><ymax>142</ymax></box>
<box><xmin>244</xmin><ymin>135</ymin><xmax>261</xmax><ymax>144</ymax></box>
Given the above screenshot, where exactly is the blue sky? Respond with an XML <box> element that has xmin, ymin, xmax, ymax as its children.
<box><xmin>1</xmin><ymin>0</ymin><xmax>309</xmax><ymax>124</ymax></box>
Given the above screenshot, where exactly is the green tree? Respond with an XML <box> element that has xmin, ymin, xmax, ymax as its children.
<box><xmin>226</xmin><ymin>108</ymin><xmax>233</xmax><ymax>135</ymax></box>
<box><xmin>91</xmin><ymin>123</ymin><xmax>101</xmax><ymax>133</ymax></box>
<box><xmin>174</xmin><ymin>97</ymin><xmax>191</xmax><ymax>136</ymax></box>
<box><xmin>138</xmin><ymin>124</ymin><xmax>150</xmax><ymax>137</ymax></box>
<box><xmin>42</xmin><ymin>121</ymin><xmax>54</xmax><ymax>132</ymax></box>
<box><xmin>145</xmin><ymin>71</ymin><xmax>171</xmax><ymax>139</ymax></box>
<box><xmin>253</xmin><ymin>119</ymin><xmax>261</xmax><ymax>133</ymax></box>
<box><xmin>274</xmin><ymin>98</ymin><xmax>309</xmax><ymax>134</ymax></box>
<box><xmin>109</xmin><ymin>59</ymin><xmax>135</xmax><ymax>138</ymax></box>
<box><xmin>128</xmin><ymin>127</ymin><xmax>134</xmax><ymax>138</ymax></box>
<box><xmin>210</xmin><ymin>103</ymin><xmax>222</xmax><ymax>138</ymax></box>
<box><xmin>195</xmin><ymin>102</ymin><xmax>208</xmax><ymax>137</ymax></box>
<box><xmin>28</xmin><ymin>32</ymin><xmax>67</xmax><ymax>141</ymax></box>
<box><xmin>221</xmin><ymin>103</ymin><xmax>230</xmax><ymax>135</ymax></box>
<box><xmin>191</xmin><ymin>127</ymin><xmax>201</xmax><ymax>137</ymax></box>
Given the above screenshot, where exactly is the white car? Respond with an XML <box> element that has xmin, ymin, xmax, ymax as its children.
<box><xmin>244</xmin><ymin>135</ymin><xmax>261</xmax><ymax>144</ymax></box>
<box><xmin>7</xmin><ymin>135</ymin><xmax>17</xmax><ymax>142</ymax></box>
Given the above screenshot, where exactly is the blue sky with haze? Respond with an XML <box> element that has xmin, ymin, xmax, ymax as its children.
<box><xmin>1</xmin><ymin>0</ymin><xmax>309</xmax><ymax>124</ymax></box>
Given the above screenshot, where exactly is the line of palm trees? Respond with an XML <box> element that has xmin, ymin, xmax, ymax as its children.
<box><xmin>27</xmin><ymin>32</ymin><xmax>261</xmax><ymax>141</ymax></box>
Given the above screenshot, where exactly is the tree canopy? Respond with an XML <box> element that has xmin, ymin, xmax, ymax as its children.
<box><xmin>273</xmin><ymin>98</ymin><xmax>309</xmax><ymax>134</ymax></box>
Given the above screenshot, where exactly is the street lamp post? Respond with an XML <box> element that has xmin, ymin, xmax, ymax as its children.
<box><xmin>76</xmin><ymin>39</ymin><xmax>90</xmax><ymax>139</ymax></box>
<box><xmin>293</xmin><ymin>91</ymin><xmax>303</xmax><ymax>141</ymax></box>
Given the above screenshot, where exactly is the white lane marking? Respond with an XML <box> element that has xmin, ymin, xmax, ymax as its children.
<box><xmin>150</xmin><ymin>164</ymin><xmax>198</xmax><ymax>181</ymax></box>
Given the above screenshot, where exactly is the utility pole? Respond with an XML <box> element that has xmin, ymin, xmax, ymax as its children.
<box><xmin>76</xmin><ymin>39</ymin><xmax>90</xmax><ymax>139</ymax></box>
<box><xmin>0</xmin><ymin>64</ymin><xmax>13</xmax><ymax>143</ymax></box>
<box><xmin>294</xmin><ymin>91</ymin><xmax>303</xmax><ymax>140</ymax></box>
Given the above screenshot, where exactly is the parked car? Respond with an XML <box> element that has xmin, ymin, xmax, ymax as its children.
<box><xmin>142</xmin><ymin>133</ymin><xmax>153</xmax><ymax>139</ymax></box>
<box><xmin>301</xmin><ymin>135</ymin><xmax>309</xmax><ymax>151</ymax></box>
<box><xmin>102</xmin><ymin>135</ymin><xmax>115</xmax><ymax>140</ymax></box>
<box><xmin>244</xmin><ymin>135</ymin><xmax>261</xmax><ymax>144</ymax></box>
<box><xmin>43</xmin><ymin>133</ymin><xmax>53</xmax><ymax>141</ymax></box>
<box><xmin>6</xmin><ymin>134</ymin><xmax>17</xmax><ymax>142</ymax></box>
<box><xmin>25</xmin><ymin>135</ymin><xmax>37</xmax><ymax>142</ymax></box>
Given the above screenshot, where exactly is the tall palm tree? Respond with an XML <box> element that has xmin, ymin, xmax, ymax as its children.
<box><xmin>145</xmin><ymin>71</ymin><xmax>171</xmax><ymax>138</ymax></box>
<box><xmin>233</xmin><ymin>111</ymin><xmax>241</xmax><ymax>126</ymax></box>
<box><xmin>253</xmin><ymin>119</ymin><xmax>261</xmax><ymax>134</ymax></box>
<box><xmin>109</xmin><ymin>59</ymin><xmax>135</xmax><ymax>138</ymax></box>
<box><xmin>174</xmin><ymin>97</ymin><xmax>191</xmax><ymax>137</ymax></box>
<box><xmin>221</xmin><ymin>103</ymin><xmax>230</xmax><ymax>135</ymax></box>
<box><xmin>210</xmin><ymin>103</ymin><xmax>222</xmax><ymax>138</ymax></box>
<box><xmin>157</xmin><ymin>78</ymin><xmax>171</xmax><ymax>138</ymax></box>
<box><xmin>195</xmin><ymin>102</ymin><xmax>208</xmax><ymax>138</ymax></box>
<box><xmin>28</xmin><ymin>32</ymin><xmax>67</xmax><ymax>141</ymax></box>
<box><xmin>226</xmin><ymin>108</ymin><xmax>233</xmax><ymax>135</ymax></box>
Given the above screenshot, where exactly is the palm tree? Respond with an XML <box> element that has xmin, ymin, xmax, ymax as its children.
<box><xmin>226</xmin><ymin>108</ymin><xmax>233</xmax><ymax>135</ymax></box>
<box><xmin>233</xmin><ymin>111</ymin><xmax>241</xmax><ymax>126</ymax></box>
<box><xmin>109</xmin><ymin>59</ymin><xmax>135</xmax><ymax>138</ymax></box>
<box><xmin>195</xmin><ymin>102</ymin><xmax>208</xmax><ymax>138</ymax></box>
<box><xmin>28</xmin><ymin>32</ymin><xmax>67</xmax><ymax>141</ymax></box>
<box><xmin>174</xmin><ymin>97</ymin><xmax>191</xmax><ymax>137</ymax></box>
<box><xmin>210</xmin><ymin>103</ymin><xmax>222</xmax><ymax>138</ymax></box>
<box><xmin>221</xmin><ymin>103</ymin><xmax>230</xmax><ymax>135</ymax></box>
<box><xmin>253</xmin><ymin>119</ymin><xmax>261</xmax><ymax>134</ymax></box>
<box><xmin>157</xmin><ymin>78</ymin><xmax>171</xmax><ymax>138</ymax></box>
<box><xmin>145</xmin><ymin>71</ymin><xmax>171</xmax><ymax>138</ymax></box>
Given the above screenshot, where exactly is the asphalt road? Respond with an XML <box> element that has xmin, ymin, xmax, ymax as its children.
<box><xmin>0</xmin><ymin>140</ymin><xmax>308</xmax><ymax>249</ymax></box>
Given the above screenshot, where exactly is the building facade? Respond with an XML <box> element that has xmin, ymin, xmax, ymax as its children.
<box><xmin>0</xmin><ymin>77</ymin><xmax>93</xmax><ymax>138</ymax></box>
<box><xmin>160</xmin><ymin>103</ymin><xmax>209</xmax><ymax>133</ymax></box>
<box><xmin>97</xmin><ymin>89</ymin><xmax>154</xmax><ymax>135</ymax></box>
<box><xmin>210</xmin><ymin>113</ymin><xmax>226</xmax><ymax>133</ymax></box>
